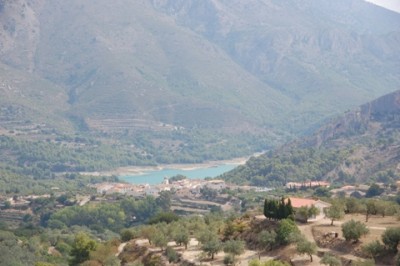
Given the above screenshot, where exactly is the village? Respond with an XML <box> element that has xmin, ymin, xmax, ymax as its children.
<box><xmin>2</xmin><ymin>177</ymin><xmax>398</xmax><ymax>223</ymax></box>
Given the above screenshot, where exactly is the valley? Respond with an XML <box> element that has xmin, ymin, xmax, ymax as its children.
<box><xmin>0</xmin><ymin>0</ymin><xmax>399</xmax><ymax>265</ymax></box>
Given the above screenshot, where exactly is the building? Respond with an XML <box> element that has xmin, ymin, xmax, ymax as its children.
<box><xmin>287</xmin><ymin>197</ymin><xmax>331</xmax><ymax>221</ymax></box>
<box><xmin>286</xmin><ymin>181</ymin><xmax>330</xmax><ymax>189</ymax></box>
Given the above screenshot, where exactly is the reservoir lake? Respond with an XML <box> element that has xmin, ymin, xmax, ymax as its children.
<box><xmin>120</xmin><ymin>164</ymin><xmax>237</xmax><ymax>185</ymax></box>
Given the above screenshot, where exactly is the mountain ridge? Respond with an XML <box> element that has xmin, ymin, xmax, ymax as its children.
<box><xmin>0</xmin><ymin>0</ymin><xmax>399</xmax><ymax>148</ymax></box>
<box><xmin>221</xmin><ymin>89</ymin><xmax>400</xmax><ymax>185</ymax></box>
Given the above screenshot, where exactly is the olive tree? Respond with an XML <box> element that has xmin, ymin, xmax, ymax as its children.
<box><xmin>341</xmin><ymin>219</ymin><xmax>369</xmax><ymax>243</ymax></box>
<box><xmin>296</xmin><ymin>237</ymin><xmax>317</xmax><ymax>262</ymax></box>
<box><xmin>324</xmin><ymin>202</ymin><xmax>345</xmax><ymax>226</ymax></box>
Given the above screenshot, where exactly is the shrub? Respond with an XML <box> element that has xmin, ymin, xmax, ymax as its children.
<box><xmin>382</xmin><ymin>227</ymin><xmax>400</xmax><ymax>253</ymax></box>
<box><xmin>165</xmin><ymin>246</ymin><xmax>179</xmax><ymax>263</ymax></box>
<box><xmin>120</xmin><ymin>229</ymin><xmax>138</xmax><ymax>242</ymax></box>
<box><xmin>362</xmin><ymin>240</ymin><xmax>385</xmax><ymax>259</ymax></box>
<box><xmin>320</xmin><ymin>253</ymin><xmax>342</xmax><ymax>266</ymax></box>
<box><xmin>223</xmin><ymin>254</ymin><xmax>235</xmax><ymax>265</ymax></box>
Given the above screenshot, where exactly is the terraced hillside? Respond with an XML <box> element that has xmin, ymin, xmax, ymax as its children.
<box><xmin>0</xmin><ymin>0</ymin><xmax>399</xmax><ymax>153</ymax></box>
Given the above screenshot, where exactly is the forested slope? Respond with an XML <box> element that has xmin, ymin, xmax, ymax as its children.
<box><xmin>222</xmin><ymin>90</ymin><xmax>400</xmax><ymax>186</ymax></box>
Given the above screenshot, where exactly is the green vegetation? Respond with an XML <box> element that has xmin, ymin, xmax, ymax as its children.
<box><xmin>366</xmin><ymin>184</ymin><xmax>384</xmax><ymax>198</ymax></box>
<box><xmin>264</xmin><ymin>198</ymin><xmax>294</xmax><ymax>220</ymax></box>
<box><xmin>341</xmin><ymin>219</ymin><xmax>369</xmax><ymax>243</ymax></box>
<box><xmin>321</xmin><ymin>253</ymin><xmax>342</xmax><ymax>266</ymax></box>
<box><xmin>258</xmin><ymin>230</ymin><xmax>277</xmax><ymax>252</ymax></box>
<box><xmin>296</xmin><ymin>237</ymin><xmax>317</xmax><ymax>262</ymax></box>
<box><xmin>276</xmin><ymin>219</ymin><xmax>300</xmax><ymax>245</ymax></box>
<box><xmin>48</xmin><ymin>196</ymin><xmax>160</xmax><ymax>232</ymax></box>
<box><xmin>222</xmin><ymin>148</ymin><xmax>349</xmax><ymax>186</ymax></box>
<box><xmin>0</xmin><ymin>185</ymin><xmax>399</xmax><ymax>265</ymax></box>
<box><xmin>200</xmin><ymin>232</ymin><xmax>222</xmax><ymax>260</ymax></box>
<box><xmin>249</xmin><ymin>259</ymin><xmax>290</xmax><ymax>266</ymax></box>
<box><xmin>296</xmin><ymin>205</ymin><xmax>320</xmax><ymax>223</ymax></box>
<box><xmin>382</xmin><ymin>227</ymin><xmax>400</xmax><ymax>253</ymax></box>
<box><xmin>223</xmin><ymin>239</ymin><xmax>245</xmax><ymax>260</ymax></box>
<box><xmin>69</xmin><ymin>232</ymin><xmax>97</xmax><ymax>265</ymax></box>
<box><xmin>324</xmin><ymin>201</ymin><xmax>345</xmax><ymax>226</ymax></box>
<box><xmin>362</xmin><ymin>240</ymin><xmax>385</xmax><ymax>260</ymax></box>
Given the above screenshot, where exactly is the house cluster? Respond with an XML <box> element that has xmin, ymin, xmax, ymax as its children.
<box><xmin>330</xmin><ymin>184</ymin><xmax>370</xmax><ymax>197</ymax></box>
<box><xmin>285</xmin><ymin>181</ymin><xmax>330</xmax><ymax>189</ymax></box>
<box><xmin>90</xmin><ymin>178</ymin><xmax>228</xmax><ymax>198</ymax></box>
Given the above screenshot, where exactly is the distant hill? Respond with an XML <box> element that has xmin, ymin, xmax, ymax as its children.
<box><xmin>0</xmin><ymin>0</ymin><xmax>399</xmax><ymax>150</ymax></box>
<box><xmin>221</xmin><ymin>90</ymin><xmax>400</xmax><ymax>186</ymax></box>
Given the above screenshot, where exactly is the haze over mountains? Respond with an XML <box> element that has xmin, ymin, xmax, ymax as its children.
<box><xmin>0</xmin><ymin>0</ymin><xmax>399</xmax><ymax>147</ymax></box>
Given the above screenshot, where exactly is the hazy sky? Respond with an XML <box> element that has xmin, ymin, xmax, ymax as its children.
<box><xmin>365</xmin><ymin>0</ymin><xmax>400</xmax><ymax>13</ymax></box>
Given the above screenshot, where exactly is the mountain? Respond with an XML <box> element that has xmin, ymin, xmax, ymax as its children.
<box><xmin>221</xmin><ymin>90</ymin><xmax>400</xmax><ymax>186</ymax></box>
<box><xmin>151</xmin><ymin>0</ymin><xmax>400</xmax><ymax>131</ymax></box>
<box><xmin>0</xmin><ymin>0</ymin><xmax>399</xmax><ymax>149</ymax></box>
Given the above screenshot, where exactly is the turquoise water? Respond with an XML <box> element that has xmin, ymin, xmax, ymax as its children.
<box><xmin>120</xmin><ymin>164</ymin><xmax>237</xmax><ymax>185</ymax></box>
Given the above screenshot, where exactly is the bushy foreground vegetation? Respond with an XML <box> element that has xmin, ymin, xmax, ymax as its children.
<box><xmin>1</xmin><ymin>185</ymin><xmax>400</xmax><ymax>266</ymax></box>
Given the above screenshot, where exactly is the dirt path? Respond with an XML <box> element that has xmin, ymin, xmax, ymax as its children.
<box><xmin>298</xmin><ymin>218</ymin><xmax>365</xmax><ymax>264</ymax></box>
<box><xmin>115</xmin><ymin>242</ymin><xmax>127</xmax><ymax>257</ymax></box>
<box><xmin>295</xmin><ymin>221</ymin><xmax>324</xmax><ymax>265</ymax></box>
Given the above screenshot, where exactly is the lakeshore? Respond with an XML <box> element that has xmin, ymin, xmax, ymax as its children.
<box><xmin>115</xmin><ymin>156</ymin><xmax>248</xmax><ymax>176</ymax></box>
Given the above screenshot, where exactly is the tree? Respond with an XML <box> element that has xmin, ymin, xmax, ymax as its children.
<box><xmin>202</xmin><ymin>238</ymin><xmax>222</xmax><ymax>260</ymax></box>
<box><xmin>264</xmin><ymin>198</ymin><xmax>293</xmax><ymax>220</ymax></box>
<box><xmin>173</xmin><ymin>228</ymin><xmax>189</xmax><ymax>249</ymax></box>
<box><xmin>156</xmin><ymin>191</ymin><xmax>172</xmax><ymax>212</ymax></box>
<box><xmin>165</xmin><ymin>246</ymin><xmax>179</xmax><ymax>263</ymax></box>
<box><xmin>365</xmin><ymin>200</ymin><xmax>377</xmax><ymax>222</ymax></box>
<box><xmin>69</xmin><ymin>232</ymin><xmax>97</xmax><ymax>266</ymax></box>
<box><xmin>320</xmin><ymin>253</ymin><xmax>342</xmax><ymax>266</ymax></box>
<box><xmin>264</xmin><ymin>199</ymin><xmax>278</xmax><ymax>220</ymax></box>
<box><xmin>313</xmin><ymin>187</ymin><xmax>332</xmax><ymax>198</ymax></box>
<box><xmin>120</xmin><ymin>229</ymin><xmax>138</xmax><ymax>242</ymax></box>
<box><xmin>140</xmin><ymin>226</ymin><xmax>157</xmax><ymax>245</ymax></box>
<box><xmin>345</xmin><ymin>198</ymin><xmax>362</xmax><ymax>213</ymax></box>
<box><xmin>296</xmin><ymin>238</ymin><xmax>317</xmax><ymax>262</ymax></box>
<box><xmin>200</xmin><ymin>186</ymin><xmax>218</xmax><ymax>200</ymax></box>
<box><xmin>375</xmin><ymin>201</ymin><xmax>398</xmax><ymax>217</ymax></box>
<box><xmin>324</xmin><ymin>202</ymin><xmax>345</xmax><ymax>226</ymax></box>
<box><xmin>223</xmin><ymin>239</ymin><xmax>245</xmax><ymax>260</ymax></box>
<box><xmin>365</xmin><ymin>184</ymin><xmax>384</xmax><ymax>198</ymax></box>
<box><xmin>276</xmin><ymin>219</ymin><xmax>300</xmax><ymax>245</ymax></box>
<box><xmin>341</xmin><ymin>220</ymin><xmax>369</xmax><ymax>243</ymax></box>
<box><xmin>258</xmin><ymin>230</ymin><xmax>277</xmax><ymax>256</ymax></box>
<box><xmin>152</xmin><ymin>232</ymin><xmax>167</xmax><ymax>251</ymax></box>
<box><xmin>147</xmin><ymin>212</ymin><xmax>179</xmax><ymax>224</ymax></box>
<box><xmin>382</xmin><ymin>227</ymin><xmax>400</xmax><ymax>253</ymax></box>
<box><xmin>89</xmin><ymin>241</ymin><xmax>121</xmax><ymax>265</ymax></box>
<box><xmin>362</xmin><ymin>240</ymin><xmax>385</xmax><ymax>259</ymax></box>
<box><xmin>296</xmin><ymin>205</ymin><xmax>319</xmax><ymax>223</ymax></box>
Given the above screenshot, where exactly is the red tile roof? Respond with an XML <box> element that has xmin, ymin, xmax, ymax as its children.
<box><xmin>286</xmin><ymin>197</ymin><xmax>318</xmax><ymax>208</ymax></box>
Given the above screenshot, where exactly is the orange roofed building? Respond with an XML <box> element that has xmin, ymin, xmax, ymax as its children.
<box><xmin>287</xmin><ymin>197</ymin><xmax>331</xmax><ymax>221</ymax></box>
